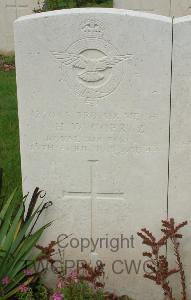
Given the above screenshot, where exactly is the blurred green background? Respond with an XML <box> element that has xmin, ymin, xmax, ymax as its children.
<box><xmin>40</xmin><ymin>0</ymin><xmax>112</xmax><ymax>10</ymax></box>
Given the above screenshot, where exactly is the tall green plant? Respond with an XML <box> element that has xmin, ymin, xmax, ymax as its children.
<box><xmin>0</xmin><ymin>168</ymin><xmax>3</xmax><ymax>198</ymax></box>
<box><xmin>0</xmin><ymin>188</ymin><xmax>52</xmax><ymax>299</ymax></box>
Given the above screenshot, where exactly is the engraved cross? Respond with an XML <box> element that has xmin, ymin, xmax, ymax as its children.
<box><xmin>64</xmin><ymin>160</ymin><xmax>124</xmax><ymax>243</ymax></box>
<box><xmin>64</xmin><ymin>160</ymin><xmax>124</xmax><ymax>256</ymax></box>
<box><xmin>64</xmin><ymin>160</ymin><xmax>124</xmax><ymax>202</ymax></box>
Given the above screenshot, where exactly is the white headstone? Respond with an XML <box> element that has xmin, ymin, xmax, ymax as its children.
<box><xmin>0</xmin><ymin>0</ymin><xmax>40</xmax><ymax>54</ymax></box>
<box><xmin>114</xmin><ymin>0</ymin><xmax>191</xmax><ymax>17</ymax></box>
<box><xmin>15</xmin><ymin>8</ymin><xmax>172</xmax><ymax>299</ymax></box>
<box><xmin>169</xmin><ymin>16</ymin><xmax>191</xmax><ymax>299</ymax></box>
<box><xmin>113</xmin><ymin>0</ymin><xmax>171</xmax><ymax>16</ymax></box>
<box><xmin>171</xmin><ymin>0</ymin><xmax>191</xmax><ymax>17</ymax></box>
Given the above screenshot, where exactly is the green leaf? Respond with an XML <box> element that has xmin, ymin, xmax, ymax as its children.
<box><xmin>0</xmin><ymin>188</ymin><xmax>51</xmax><ymax>298</ymax></box>
<box><xmin>2</xmin><ymin>202</ymin><xmax>24</xmax><ymax>253</ymax></box>
<box><xmin>10</xmin><ymin>200</ymin><xmax>44</xmax><ymax>253</ymax></box>
<box><xmin>0</xmin><ymin>189</ymin><xmax>16</xmax><ymax>224</ymax></box>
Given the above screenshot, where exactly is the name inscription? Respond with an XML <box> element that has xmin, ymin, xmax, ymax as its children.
<box><xmin>29</xmin><ymin>109</ymin><xmax>161</xmax><ymax>155</ymax></box>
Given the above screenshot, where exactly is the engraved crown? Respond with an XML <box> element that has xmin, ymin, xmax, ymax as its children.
<box><xmin>80</xmin><ymin>18</ymin><xmax>104</xmax><ymax>37</ymax></box>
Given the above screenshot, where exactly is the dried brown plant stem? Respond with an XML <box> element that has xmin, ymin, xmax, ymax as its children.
<box><xmin>171</xmin><ymin>237</ymin><xmax>186</xmax><ymax>300</ymax></box>
<box><xmin>149</xmin><ymin>255</ymin><xmax>175</xmax><ymax>300</ymax></box>
<box><xmin>161</xmin><ymin>219</ymin><xmax>188</xmax><ymax>300</ymax></box>
<box><xmin>138</xmin><ymin>219</ymin><xmax>188</xmax><ymax>300</ymax></box>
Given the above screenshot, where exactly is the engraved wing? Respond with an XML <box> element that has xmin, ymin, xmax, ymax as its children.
<box><xmin>52</xmin><ymin>51</ymin><xmax>88</xmax><ymax>69</ymax></box>
<box><xmin>52</xmin><ymin>51</ymin><xmax>132</xmax><ymax>83</ymax></box>
<box><xmin>95</xmin><ymin>54</ymin><xmax>132</xmax><ymax>71</ymax></box>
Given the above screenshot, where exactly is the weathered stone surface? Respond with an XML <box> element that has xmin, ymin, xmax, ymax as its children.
<box><xmin>169</xmin><ymin>16</ymin><xmax>191</xmax><ymax>299</ymax></box>
<box><xmin>15</xmin><ymin>9</ymin><xmax>172</xmax><ymax>299</ymax></box>
<box><xmin>113</xmin><ymin>0</ymin><xmax>171</xmax><ymax>16</ymax></box>
<box><xmin>0</xmin><ymin>0</ymin><xmax>40</xmax><ymax>54</ymax></box>
<box><xmin>114</xmin><ymin>0</ymin><xmax>191</xmax><ymax>17</ymax></box>
<box><xmin>171</xmin><ymin>0</ymin><xmax>191</xmax><ymax>17</ymax></box>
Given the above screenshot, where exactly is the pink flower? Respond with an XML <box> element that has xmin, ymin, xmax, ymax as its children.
<box><xmin>66</xmin><ymin>269</ymin><xmax>78</xmax><ymax>282</ymax></box>
<box><xmin>52</xmin><ymin>293</ymin><xmax>64</xmax><ymax>300</ymax></box>
<box><xmin>23</xmin><ymin>269</ymin><xmax>33</xmax><ymax>276</ymax></box>
<box><xmin>18</xmin><ymin>284</ymin><xmax>29</xmax><ymax>293</ymax></box>
<box><xmin>2</xmin><ymin>276</ymin><xmax>10</xmax><ymax>285</ymax></box>
<box><xmin>57</xmin><ymin>279</ymin><xmax>64</xmax><ymax>289</ymax></box>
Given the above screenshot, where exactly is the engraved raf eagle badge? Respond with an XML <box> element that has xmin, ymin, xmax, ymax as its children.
<box><xmin>52</xmin><ymin>52</ymin><xmax>131</xmax><ymax>83</ymax></box>
<box><xmin>52</xmin><ymin>18</ymin><xmax>133</xmax><ymax>100</ymax></box>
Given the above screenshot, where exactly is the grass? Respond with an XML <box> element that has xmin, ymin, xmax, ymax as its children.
<box><xmin>0</xmin><ymin>71</ymin><xmax>22</xmax><ymax>197</ymax></box>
